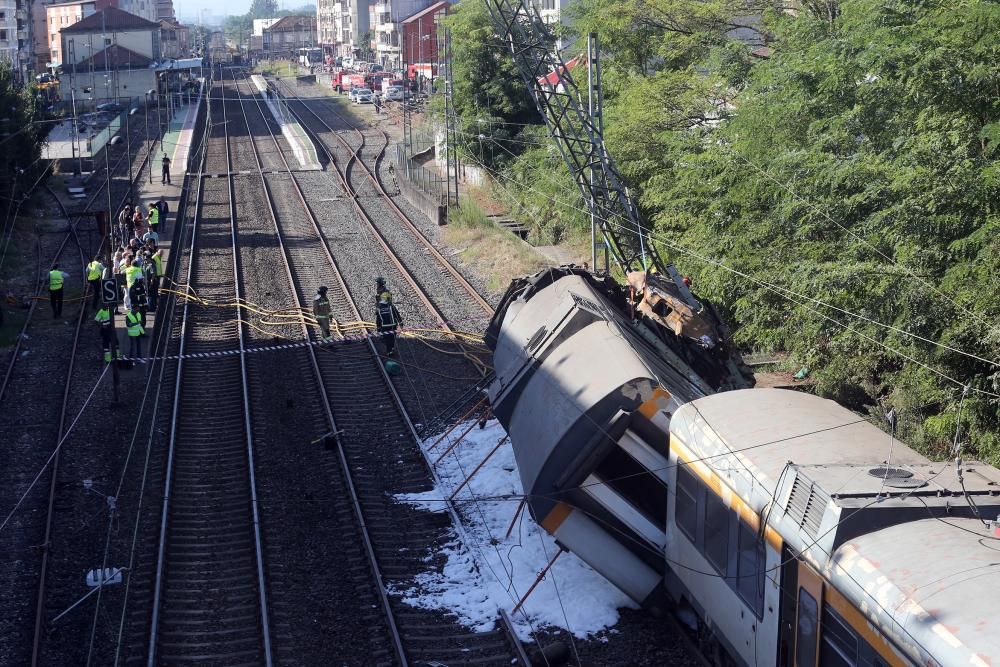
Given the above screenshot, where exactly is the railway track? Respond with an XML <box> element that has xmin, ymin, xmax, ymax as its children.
<box><xmin>0</xmin><ymin>113</ymin><xmax>157</xmax><ymax>667</ymax></box>
<box><xmin>275</xmin><ymin>77</ymin><xmax>495</xmax><ymax>323</ymax></box>
<box><xmin>144</xmin><ymin>70</ymin><xmax>273</xmax><ymax>665</ymax></box>
<box><xmin>229</xmin><ymin>69</ymin><xmax>528</xmax><ymax>665</ymax></box>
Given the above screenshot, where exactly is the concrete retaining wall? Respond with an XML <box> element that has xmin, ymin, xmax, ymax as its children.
<box><xmin>399</xmin><ymin>176</ymin><xmax>446</xmax><ymax>226</ymax></box>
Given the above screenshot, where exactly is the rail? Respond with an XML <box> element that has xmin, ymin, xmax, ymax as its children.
<box><xmin>236</xmin><ymin>70</ymin><xmax>526</xmax><ymax>664</ymax></box>
<box><xmin>145</xmin><ymin>66</ymin><xmax>274</xmax><ymax>666</ymax></box>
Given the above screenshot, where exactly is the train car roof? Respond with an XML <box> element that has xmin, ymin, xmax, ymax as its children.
<box><xmin>670</xmin><ymin>388</ymin><xmax>930</xmax><ymax>488</ymax></box>
<box><xmin>830</xmin><ymin>517</ymin><xmax>1000</xmax><ymax>666</ymax></box>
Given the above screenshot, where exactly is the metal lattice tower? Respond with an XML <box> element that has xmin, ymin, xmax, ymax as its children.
<box><xmin>484</xmin><ymin>0</ymin><xmax>664</xmax><ymax>274</ymax></box>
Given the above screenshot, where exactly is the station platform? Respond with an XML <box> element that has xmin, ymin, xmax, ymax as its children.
<box><xmin>107</xmin><ymin>83</ymin><xmax>203</xmax><ymax>361</ymax></box>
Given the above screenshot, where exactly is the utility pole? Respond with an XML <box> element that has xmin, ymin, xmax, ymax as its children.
<box><xmin>443</xmin><ymin>27</ymin><xmax>458</xmax><ymax>207</ymax></box>
<box><xmin>587</xmin><ymin>33</ymin><xmax>608</xmax><ymax>273</ymax></box>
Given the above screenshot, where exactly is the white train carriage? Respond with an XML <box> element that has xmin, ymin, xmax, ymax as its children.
<box><xmin>665</xmin><ymin>389</ymin><xmax>1000</xmax><ymax>667</ymax></box>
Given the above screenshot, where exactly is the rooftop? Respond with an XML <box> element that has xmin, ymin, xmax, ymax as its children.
<box><xmin>265</xmin><ymin>15</ymin><xmax>316</xmax><ymax>32</ymax></box>
<box><xmin>62</xmin><ymin>7</ymin><xmax>159</xmax><ymax>33</ymax></box>
<box><xmin>402</xmin><ymin>1</ymin><xmax>449</xmax><ymax>24</ymax></box>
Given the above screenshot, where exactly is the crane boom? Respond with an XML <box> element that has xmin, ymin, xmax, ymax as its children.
<box><xmin>484</xmin><ymin>0</ymin><xmax>663</xmax><ymax>274</ymax></box>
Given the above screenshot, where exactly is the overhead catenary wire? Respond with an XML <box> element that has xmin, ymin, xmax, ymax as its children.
<box><xmin>0</xmin><ymin>364</ymin><xmax>111</xmax><ymax>535</ymax></box>
<box><xmin>454</xmin><ymin>145</ymin><xmax>1000</xmax><ymax>398</ymax></box>
<box><xmin>477</xmin><ymin>131</ymin><xmax>1000</xmax><ymax>368</ymax></box>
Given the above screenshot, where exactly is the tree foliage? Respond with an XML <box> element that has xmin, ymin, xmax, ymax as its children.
<box><xmin>442</xmin><ymin>0</ymin><xmax>540</xmax><ymax>169</ymax></box>
<box><xmin>450</xmin><ymin>0</ymin><xmax>1000</xmax><ymax>459</ymax></box>
<box><xmin>0</xmin><ymin>60</ymin><xmax>44</xmax><ymax>194</ymax></box>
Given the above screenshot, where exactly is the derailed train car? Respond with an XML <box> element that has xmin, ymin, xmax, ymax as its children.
<box><xmin>487</xmin><ymin>267</ymin><xmax>1000</xmax><ymax>666</ymax></box>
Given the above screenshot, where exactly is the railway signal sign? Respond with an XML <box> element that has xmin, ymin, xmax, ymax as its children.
<box><xmin>101</xmin><ymin>279</ymin><xmax>118</xmax><ymax>305</ymax></box>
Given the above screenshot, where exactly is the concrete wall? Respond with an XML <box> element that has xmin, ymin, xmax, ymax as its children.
<box><xmin>398</xmin><ymin>174</ymin><xmax>445</xmax><ymax>226</ymax></box>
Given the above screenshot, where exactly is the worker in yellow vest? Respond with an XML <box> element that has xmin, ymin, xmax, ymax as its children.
<box><xmin>125</xmin><ymin>305</ymin><xmax>145</xmax><ymax>359</ymax></box>
<box><xmin>86</xmin><ymin>256</ymin><xmax>105</xmax><ymax>309</ymax></box>
<box><xmin>147</xmin><ymin>202</ymin><xmax>159</xmax><ymax>231</ymax></box>
<box><xmin>48</xmin><ymin>263</ymin><xmax>70</xmax><ymax>319</ymax></box>
<box><xmin>150</xmin><ymin>248</ymin><xmax>164</xmax><ymax>312</ymax></box>
<box><xmin>94</xmin><ymin>305</ymin><xmax>114</xmax><ymax>362</ymax></box>
<box><xmin>123</xmin><ymin>259</ymin><xmax>143</xmax><ymax>311</ymax></box>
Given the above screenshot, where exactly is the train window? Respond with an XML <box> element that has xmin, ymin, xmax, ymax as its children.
<box><xmin>736</xmin><ymin>520</ymin><xmax>765</xmax><ymax>617</ymax></box>
<box><xmin>597</xmin><ymin>446</ymin><xmax>667</xmax><ymax>526</ymax></box>
<box><xmin>820</xmin><ymin>607</ymin><xmax>858</xmax><ymax>666</ymax></box>
<box><xmin>675</xmin><ymin>465</ymin><xmax>698</xmax><ymax>541</ymax></box>
<box><xmin>704</xmin><ymin>491</ymin><xmax>729</xmax><ymax>571</ymax></box>
<box><xmin>796</xmin><ymin>588</ymin><xmax>819</xmax><ymax>667</ymax></box>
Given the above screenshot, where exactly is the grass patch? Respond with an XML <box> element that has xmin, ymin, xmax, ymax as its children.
<box><xmin>444</xmin><ymin>197</ymin><xmax>548</xmax><ymax>293</ymax></box>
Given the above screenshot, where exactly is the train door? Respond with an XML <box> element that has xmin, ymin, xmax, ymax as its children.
<box><xmin>777</xmin><ymin>546</ymin><xmax>799</xmax><ymax>667</ymax></box>
<box><xmin>793</xmin><ymin>560</ymin><xmax>823</xmax><ymax>667</ymax></box>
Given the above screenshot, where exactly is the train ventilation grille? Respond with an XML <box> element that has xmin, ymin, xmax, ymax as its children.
<box><xmin>525</xmin><ymin>326</ymin><xmax>548</xmax><ymax>354</ymax></box>
<box><xmin>785</xmin><ymin>476</ymin><xmax>829</xmax><ymax>540</ymax></box>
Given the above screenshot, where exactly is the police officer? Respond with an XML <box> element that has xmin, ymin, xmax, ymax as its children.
<box><xmin>374</xmin><ymin>293</ymin><xmax>402</xmax><ymax>356</ymax></box>
<box><xmin>48</xmin><ymin>263</ymin><xmax>70</xmax><ymax>318</ymax></box>
<box><xmin>313</xmin><ymin>286</ymin><xmax>332</xmax><ymax>340</ymax></box>
<box><xmin>125</xmin><ymin>305</ymin><xmax>145</xmax><ymax>359</ymax></box>
<box><xmin>94</xmin><ymin>304</ymin><xmax>114</xmax><ymax>362</ymax></box>
<box><xmin>86</xmin><ymin>256</ymin><xmax>105</xmax><ymax>309</ymax></box>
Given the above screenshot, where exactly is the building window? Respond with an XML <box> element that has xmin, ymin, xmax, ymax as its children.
<box><xmin>0</xmin><ymin>30</ymin><xmax>6</xmax><ymax>41</ymax></box>
<box><xmin>105</xmin><ymin>37</ymin><xmax>111</xmax><ymax>45</ymax></box>
<box><xmin>0</xmin><ymin>11</ymin><xmax>5</xmax><ymax>19</ymax></box>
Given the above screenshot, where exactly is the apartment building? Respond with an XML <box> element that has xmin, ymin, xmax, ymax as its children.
<box><xmin>316</xmin><ymin>0</ymin><xmax>334</xmax><ymax>55</ymax></box>
<box><xmin>400</xmin><ymin>0</ymin><xmax>445</xmax><ymax>72</ymax></box>
<box><xmin>158</xmin><ymin>16</ymin><xmax>187</xmax><ymax>58</ymax></box>
<box><xmin>332</xmin><ymin>0</ymin><xmax>367</xmax><ymax>58</ymax></box>
<box><xmin>59</xmin><ymin>6</ymin><xmax>160</xmax><ymax>100</ymax></box>
<box><xmin>44</xmin><ymin>0</ymin><xmax>93</xmax><ymax>65</ymax></box>
<box><xmin>154</xmin><ymin>0</ymin><xmax>171</xmax><ymax>21</ymax></box>
<box><xmin>0</xmin><ymin>0</ymin><xmax>20</xmax><ymax>66</ymax></box>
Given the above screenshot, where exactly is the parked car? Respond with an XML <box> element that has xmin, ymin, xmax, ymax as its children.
<box><xmin>354</xmin><ymin>90</ymin><xmax>373</xmax><ymax>104</ymax></box>
<box><xmin>348</xmin><ymin>86</ymin><xmax>366</xmax><ymax>102</ymax></box>
<box><xmin>384</xmin><ymin>86</ymin><xmax>404</xmax><ymax>102</ymax></box>
<box><xmin>96</xmin><ymin>102</ymin><xmax>123</xmax><ymax>113</ymax></box>
<box><xmin>342</xmin><ymin>56</ymin><xmax>354</xmax><ymax>68</ymax></box>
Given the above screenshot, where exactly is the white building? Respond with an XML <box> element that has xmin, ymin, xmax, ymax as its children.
<box><xmin>370</xmin><ymin>0</ymin><xmax>437</xmax><ymax>71</ymax></box>
<box><xmin>59</xmin><ymin>6</ymin><xmax>160</xmax><ymax>102</ymax></box>
<box><xmin>252</xmin><ymin>17</ymin><xmax>279</xmax><ymax>36</ymax></box>
<box><xmin>331</xmin><ymin>0</ymin><xmax>368</xmax><ymax>58</ymax></box>
<box><xmin>0</xmin><ymin>0</ymin><xmax>19</xmax><ymax>66</ymax></box>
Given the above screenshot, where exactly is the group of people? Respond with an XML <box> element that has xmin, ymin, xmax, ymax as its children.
<box><xmin>312</xmin><ymin>276</ymin><xmax>402</xmax><ymax>356</ymax></box>
<box><xmin>46</xmin><ymin>197</ymin><xmax>170</xmax><ymax>363</ymax></box>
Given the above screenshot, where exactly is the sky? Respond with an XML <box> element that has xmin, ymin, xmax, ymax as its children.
<box><xmin>175</xmin><ymin>0</ymin><xmax>315</xmax><ymax>23</ymax></box>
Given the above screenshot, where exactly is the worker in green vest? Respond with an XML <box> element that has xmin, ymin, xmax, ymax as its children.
<box><xmin>48</xmin><ymin>263</ymin><xmax>70</xmax><ymax>319</ymax></box>
<box><xmin>123</xmin><ymin>259</ymin><xmax>143</xmax><ymax>311</ymax></box>
<box><xmin>86</xmin><ymin>256</ymin><xmax>105</xmax><ymax>309</ymax></box>
<box><xmin>94</xmin><ymin>305</ymin><xmax>114</xmax><ymax>362</ymax></box>
<box><xmin>125</xmin><ymin>305</ymin><xmax>145</xmax><ymax>360</ymax></box>
<box><xmin>147</xmin><ymin>201</ymin><xmax>159</xmax><ymax>231</ymax></box>
<box><xmin>150</xmin><ymin>248</ymin><xmax>164</xmax><ymax>312</ymax></box>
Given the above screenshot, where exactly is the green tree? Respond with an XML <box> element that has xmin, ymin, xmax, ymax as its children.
<box><xmin>249</xmin><ymin>0</ymin><xmax>279</xmax><ymax>19</ymax></box>
<box><xmin>442</xmin><ymin>0</ymin><xmax>540</xmax><ymax>168</ymax></box>
<box><xmin>0</xmin><ymin>60</ymin><xmax>43</xmax><ymax>196</ymax></box>
<box><xmin>638</xmin><ymin>0</ymin><xmax>1000</xmax><ymax>458</ymax></box>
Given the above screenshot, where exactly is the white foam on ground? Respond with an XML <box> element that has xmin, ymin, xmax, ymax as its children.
<box><xmin>393</xmin><ymin>418</ymin><xmax>636</xmax><ymax>641</ymax></box>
